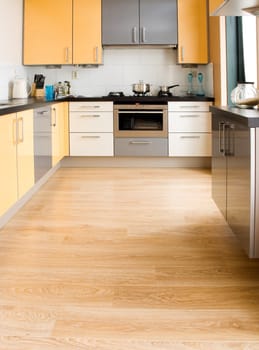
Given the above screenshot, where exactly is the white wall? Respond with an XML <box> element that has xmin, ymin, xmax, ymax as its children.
<box><xmin>0</xmin><ymin>0</ymin><xmax>27</xmax><ymax>99</ymax></box>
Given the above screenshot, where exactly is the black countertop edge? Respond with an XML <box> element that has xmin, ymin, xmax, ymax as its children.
<box><xmin>0</xmin><ymin>95</ymin><xmax>215</xmax><ymax>116</ymax></box>
<box><xmin>210</xmin><ymin>105</ymin><xmax>259</xmax><ymax>128</ymax></box>
<box><xmin>65</xmin><ymin>95</ymin><xmax>215</xmax><ymax>104</ymax></box>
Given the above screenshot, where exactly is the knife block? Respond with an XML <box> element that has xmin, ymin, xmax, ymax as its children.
<box><xmin>31</xmin><ymin>83</ymin><xmax>45</xmax><ymax>98</ymax></box>
<box><xmin>35</xmin><ymin>89</ymin><xmax>45</xmax><ymax>97</ymax></box>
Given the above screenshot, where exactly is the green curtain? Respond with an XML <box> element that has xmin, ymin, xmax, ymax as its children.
<box><xmin>226</xmin><ymin>17</ymin><xmax>245</xmax><ymax>105</ymax></box>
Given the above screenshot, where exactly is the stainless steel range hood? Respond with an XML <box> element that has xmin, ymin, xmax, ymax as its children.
<box><xmin>211</xmin><ymin>0</ymin><xmax>259</xmax><ymax>16</ymax></box>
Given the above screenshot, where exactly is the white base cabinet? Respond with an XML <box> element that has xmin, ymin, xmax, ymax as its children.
<box><xmin>69</xmin><ymin>102</ymin><xmax>114</xmax><ymax>156</ymax></box>
<box><xmin>168</xmin><ymin>101</ymin><xmax>212</xmax><ymax>157</ymax></box>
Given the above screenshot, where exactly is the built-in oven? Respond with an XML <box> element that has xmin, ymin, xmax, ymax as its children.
<box><xmin>114</xmin><ymin>104</ymin><xmax>168</xmax><ymax>138</ymax></box>
<box><xmin>114</xmin><ymin>103</ymin><xmax>168</xmax><ymax>156</ymax></box>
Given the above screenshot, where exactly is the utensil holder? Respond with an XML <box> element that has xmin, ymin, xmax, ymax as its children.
<box><xmin>35</xmin><ymin>88</ymin><xmax>45</xmax><ymax>97</ymax></box>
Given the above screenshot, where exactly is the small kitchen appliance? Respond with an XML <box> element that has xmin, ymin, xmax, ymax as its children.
<box><xmin>12</xmin><ymin>78</ymin><xmax>31</xmax><ymax>98</ymax></box>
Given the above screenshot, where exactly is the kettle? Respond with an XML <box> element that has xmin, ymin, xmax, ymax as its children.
<box><xmin>12</xmin><ymin>78</ymin><xmax>31</xmax><ymax>99</ymax></box>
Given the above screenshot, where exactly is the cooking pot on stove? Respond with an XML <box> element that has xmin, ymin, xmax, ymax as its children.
<box><xmin>132</xmin><ymin>81</ymin><xmax>150</xmax><ymax>95</ymax></box>
<box><xmin>159</xmin><ymin>84</ymin><xmax>179</xmax><ymax>94</ymax></box>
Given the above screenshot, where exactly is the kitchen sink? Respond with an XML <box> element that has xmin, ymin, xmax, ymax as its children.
<box><xmin>0</xmin><ymin>102</ymin><xmax>26</xmax><ymax>109</ymax></box>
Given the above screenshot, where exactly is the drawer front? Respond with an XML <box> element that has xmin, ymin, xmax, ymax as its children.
<box><xmin>168</xmin><ymin>112</ymin><xmax>211</xmax><ymax>132</ymax></box>
<box><xmin>169</xmin><ymin>133</ymin><xmax>211</xmax><ymax>157</ymax></box>
<box><xmin>69</xmin><ymin>101</ymin><xmax>113</xmax><ymax>112</ymax></box>
<box><xmin>168</xmin><ymin>101</ymin><xmax>212</xmax><ymax>112</ymax></box>
<box><xmin>70</xmin><ymin>111</ymin><xmax>113</xmax><ymax>132</ymax></box>
<box><xmin>115</xmin><ymin>138</ymin><xmax>168</xmax><ymax>157</ymax></box>
<box><xmin>70</xmin><ymin>133</ymin><xmax>114</xmax><ymax>156</ymax></box>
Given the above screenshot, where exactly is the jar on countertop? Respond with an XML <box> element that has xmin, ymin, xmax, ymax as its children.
<box><xmin>231</xmin><ymin>82</ymin><xmax>259</xmax><ymax>108</ymax></box>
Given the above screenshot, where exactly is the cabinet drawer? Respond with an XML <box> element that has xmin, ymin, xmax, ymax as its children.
<box><xmin>69</xmin><ymin>101</ymin><xmax>113</xmax><ymax>112</ymax></box>
<box><xmin>168</xmin><ymin>112</ymin><xmax>211</xmax><ymax>132</ymax></box>
<box><xmin>169</xmin><ymin>133</ymin><xmax>211</xmax><ymax>156</ymax></box>
<box><xmin>115</xmin><ymin>138</ymin><xmax>168</xmax><ymax>157</ymax></box>
<box><xmin>168</xmin><ymin>101</ymin><xmax>212</xmax><ymax>112</ymax></box>
<box><xmin>70</xmin><ymin>111</ymin><xmax>113</xmax><ymax>132</ymax></box>
<box><xmin>70</xmin><ymin>133</ymin><xmax>114</xmax><ymax>156</ymax></box>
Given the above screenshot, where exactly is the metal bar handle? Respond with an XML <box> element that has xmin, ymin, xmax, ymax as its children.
<box><xmin>141</xmin><ymin>27</ymin><xmax>146</xmax><ymax>43</ymax></box>
<box><xmin>132</xmin><ymin>27</ymin><xmax>138</xmax><ymax>43</ymax></box>
<box><xmin>180</xmin><ymin>105</ymin><xmax>200</xmax><ymax>109</ymax></box>
<box><xmin>18</xmin><ymin>117</ymin><xmax>24</xmax><ymax>143</ymax></box>
<box><xmin>80</xmin><ymin>114</ymin><xmax>101</xmax><ymax>118</ymax></box>
<box><xmin>181</xmin><ymin>46</ymin><xmax>184</xmax><ymax>61</ymax></box>
<box><xmin>180</xmin><ymin>136</ymin><xmax>200</xmax><ymax>139</ymax></box>
<box><xmin>65</xmin><ymin>47</ymin><xmax>69</xmax><ymax>63</ymax></box>
<box><xmin>51</xmin><ymin>107</ymin><xmax>57</xmax><ymax>127</ymax></box>
<box><xmin>37</xmin><ymin>110</ymin><xmax>49</xmax><ymax>115</ymax></box>
<box><xmin>219</xmin><ymin>121</ymin><xmax>225</xmax><ymax>154</ymax></box>
<box><xmin>180</xmin><ymin>115</ymin><xmax>200</xmax><ymax>118</ymax></box>
<box><xmin>119</xmin><ymin>111</ymin><xmax>162</xmax><ymax>114</ymax></box>
<box><xmin>81</xmin><ymin>135</ymin><xmax>101</xmax><ymax>139</ymax></box>
<box><xmin>129</xmin><ymin>141</ymin><xmax>152</xmax><ymax>145</ymax></box>
<box><xmin>79</xmin><ymin>105</ymin><xmax>101</xmax><ymax>109</ymax></box>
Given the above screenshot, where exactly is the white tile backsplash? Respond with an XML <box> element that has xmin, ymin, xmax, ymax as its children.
<box><xmin>0</xmin><ymin>48</ymin><xmax>214</xmax><ymax>100</ymax></box>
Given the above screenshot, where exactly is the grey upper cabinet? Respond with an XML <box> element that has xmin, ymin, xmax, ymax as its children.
<box><xmin>102</xmin><ymin>0</ymin><xmax>177</xmax><ymax>45</ymax></box>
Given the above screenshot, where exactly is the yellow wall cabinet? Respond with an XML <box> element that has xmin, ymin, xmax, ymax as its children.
<box><xmin>178</xmin><ymin>0</ymin><xmax>208</xmax><ymax>64</ymax></box>
<box><xmin>23</xmin><ymin>0</ymin><xmax>102</xmax><ymax>65</ymax></box>
<box><xmin>209</xmin><ymin>0</ymin><xmax>224</xmax><ymax>14</ymax></box>
<box><xmin>0</xmin><ymin>114</ymin><xmax>18</xmax><ymax>216</ymax></box>
<box><xmin>51</xmin><ymin>102</ymin><xmax>69</xmax><ymax>167</ymax></box>
<box><xmin>0</xmin><ymin>110</ymin><xmax>34</xmax><ymax>216</ymax></box>
<box><xmin>73</xmin><ymin>0</ymin><xmax>102</xmax><ymax>64</ymax></box>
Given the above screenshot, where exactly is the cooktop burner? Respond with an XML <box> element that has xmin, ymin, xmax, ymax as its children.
<box><xmin>158</xmin><ymin>91</ymin><xmax>173</xmax><ymax>97</ymax></box>
<box><xmin>108</xmin><ymin>91</ymin><xmax>125</xmax><ymax>97</ymax></box>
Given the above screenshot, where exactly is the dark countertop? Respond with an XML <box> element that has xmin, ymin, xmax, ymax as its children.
<box><xmin>210</xmin><ymin>105</ymin><xmax>259</xmax><ymax>128</ymax></box>
<box><xmin>0</xmin><ymin>95</ymin><xmax>215</xmax><ymax>116</ymax></box>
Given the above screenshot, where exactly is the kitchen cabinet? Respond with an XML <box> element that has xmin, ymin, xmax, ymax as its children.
<box><xmin>211</xmin><ymin>107</ymin><xmax>259</xmax><ymax>258</ymax></box>
<box><xmin>73</xmin><ymin>0</ymin><xmax>102</xmax><ymax>64</ymax></box>
<box><xmin>33</xmin><ymin>106</ymin><xmax>52</xmax><ymax>182</ymax></box>
<box><xmin>16</xmin><ymin>110</ymin><xmax>35</xmax><ymax>198</ymax></box>
<box><xmin>0</xmin><ymin>114</ymin><xmax>18</xmax><ymax>216</ymax></box>
<box><xmin>24</xmin><ymin>0</ymin><xmax>72</xmax><ymax>65</ymax></box>
<box><xmin>177</xmin><ymin>0</ymin><xmax>208</xmax><ymax>64</ymax></box>
<box><xmin>51</xmin><ymin>102</ymin><xmax>69</xmax><ymax>166</ymax></box>
<box><xmin>0</xmin><ymin>110</ymin><xmax>34</xmax><ymax>215</ymax></box>
<box><xmin>23</xmin><ymin>0</ymin><xmax>102</xmax><ymax>65</ymax></box>
<box><xmin>209</xmin><ymin>0</ymin><xmax>224</xmax><ymax>14</ymax></box>
<box><xmin>69</xmin><ymin>102</ymin><xmax>114</xmax><ymax>156</ymax></box>
<box><xmin>168</xmin><ymin>102</ymin><xmax>212</xmax><ymax>157</ymax></box>
<box><xmin>114</xmin><ymin>138</ymin><xmax>168</xmax><ymax>157</ymax></box>
<box><xmin>102</xmin><ymin>0</ymin><xmax>177</xmax><ymax>45</ymax></box>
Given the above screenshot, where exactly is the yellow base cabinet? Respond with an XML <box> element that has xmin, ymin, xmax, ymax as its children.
<box><xmin>51</xmin><ymin>102</ymin><xmax>69</xmax><ymax>167</ymax></box>
<box><xmin>23</xmin><ymin>0</ymin><xmax>102</xmax><ymax>65</ymax></box>
<box><xmin>0</xmin><ymin>114</ymin><xmax>18</xmax><ymax>216</ymax></box>
<box><xmin>23</xmin><ymin>0</ymin><xmax>72</xmax><ymax>65</ymax></box>
<box><xmin>178</xmin><ymin>0</ymin><xmax>208</xmax><ymax>64</ymax></box>
<box><xmin>0</xmin><ymin>110</ymin><xmax>34</xmax><ymax>216</ymax></box>
<box><xmin>16</xmin><ymin>110</ymin><xmax>35</xmax><ymax>198</ymax></box>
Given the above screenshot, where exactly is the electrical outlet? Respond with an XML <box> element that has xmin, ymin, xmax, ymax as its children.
<box><xmin>72</xmin><ymin>71</ymin><xmax>78</xmax><ymax>79</ymax></box>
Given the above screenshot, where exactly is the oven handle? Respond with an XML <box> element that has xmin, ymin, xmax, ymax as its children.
<box><xmin>118</xmin><ymin>111</ymin><xmax>163</xmax><ymax>114</ymax></box>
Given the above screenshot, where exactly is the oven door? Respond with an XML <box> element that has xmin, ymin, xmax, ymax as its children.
<box><xmin>114</xmin><ymin>105</ymin><xmax>168</xmax><ymax>138</ymax></box>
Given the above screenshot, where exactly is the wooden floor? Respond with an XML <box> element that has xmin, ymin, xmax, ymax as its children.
<box><xmin>0</xmin><ymin>168</ymin><xmax>259</xmax><ymax>350</ymax></box>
